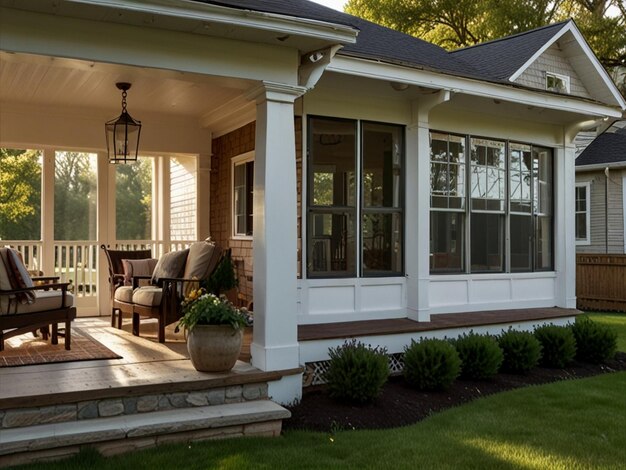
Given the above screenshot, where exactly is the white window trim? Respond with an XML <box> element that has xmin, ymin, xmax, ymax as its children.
<box><xmin>231</xmin><ymin>151</ymin><xmax>254</xmax><ymax>240</ymax></box>
<box><xmin>545</xmin><ymin>71</ymin><xmax>570</xmax><ymax>94</ymax></box>
<box><xmin>575</xmin><ymin>181</ymin><xmax>591</xmax><ymax>245</ymax></box>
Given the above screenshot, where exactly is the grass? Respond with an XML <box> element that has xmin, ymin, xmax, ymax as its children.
<box><xmin>11</xmin><ymin>312</ymin><xmax>626</xmax><ymax>470</ymax></box>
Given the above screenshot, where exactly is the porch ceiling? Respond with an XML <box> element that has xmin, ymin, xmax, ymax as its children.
<box><xmin>0</xmin><ymin>51</ymin><xmax>255</xmax><ymax>120</ymax></box>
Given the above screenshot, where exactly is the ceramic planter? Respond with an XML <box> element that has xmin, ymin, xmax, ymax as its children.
<box><xmin>187</xmin><ymin>324</ymin><xmax>243</xmax><ymax>372</ymax></box>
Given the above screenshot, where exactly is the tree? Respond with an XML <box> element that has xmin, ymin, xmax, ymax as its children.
<box><xmin>345</xmin><ymin>0</ymin><xmax>626</xmax><ymax>70</ymax></box>
<box><xmin>115</xmin><ymin>159</ymin><xmax>152</xmax><ymax>240</ymax></box>
<box><xmin>0</xmin><ymin>148</ymin><xmax>41</xmax><ymax>240</ymax></box>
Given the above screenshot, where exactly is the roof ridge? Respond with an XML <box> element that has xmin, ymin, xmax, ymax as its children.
<box><xmin>450</xmin><ymin>20</ymin><xmax>570</xmax><ymax>54</ymax></box>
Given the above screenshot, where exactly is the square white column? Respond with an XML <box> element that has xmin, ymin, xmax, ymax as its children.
<box><xmin>249</xmin><ymin>82</ymin><xmax>306</xmax><ymax>372</ymax></box>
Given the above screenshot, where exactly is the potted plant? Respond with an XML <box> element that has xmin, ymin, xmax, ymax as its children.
<box><xmin>177</xmin><ymin>288</ymin><xmax>251</xmax><ymax>372</ymax></box>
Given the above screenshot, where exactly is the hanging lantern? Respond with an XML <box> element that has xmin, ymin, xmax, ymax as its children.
<box><xmin>105</xmin><ymin>82</ymin><xmax>142</xmax><ymax>164</ymax></box>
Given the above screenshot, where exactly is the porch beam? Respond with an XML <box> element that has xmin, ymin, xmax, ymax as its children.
<box><xmin>249</xmin><ymin>82</ymin><xmax>306</xmax><ymax>380</ymax></box>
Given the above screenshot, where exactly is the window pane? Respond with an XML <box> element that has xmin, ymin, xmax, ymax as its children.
<box><xmin>576</xmin><ymin>213</ymin><xmax>587</xmax><ymax>240</ymax></box>
<box><xmin>54</xmin><ymin>151</ymin><xmax>97</xmax><ymax>241</ymax></box>
<box><xmin>510</xmin><ymin>215</ymin><xmax>533</xmax><ymax>272</ymax></box>
<box><xmin>575</xmin><ymin>185</ymin><xmax>587</xmax><ymax>241</ymax></box>
<box><xmin>233</xmin><ymin>161</ymin><xmax>253</xmax><ymax>236</ymax></box>
<box><xmin>0</xmin><ymin>148</ymin><xmax>42</xmax><ymax>240</ymax></box>
<box><xmin>430</xmin><ymin>132</ymin><xmax>466</xmax><ymax>210</ymax></box>
<box><xmin>308</xmin><ymin>211</ymin><xmax>356</xmax><ymax>276</ymax></box>
<box><xmin>470</xmin><ymin>138</ymin><xmax>505</xmax><ymax>212</ymax></box>
<box><xmin>533</xmin><ymin>147</ymin><xmax>552</xmax><ymax>215</ymax></box>
<box><xmin>362</xmin><ymin>212</ymin><xmax>402</xmax><ymax>274</ymax></box>
<box><xmin>430</xmin><ymin>211</ymin><xmax>464</xmax><ymax>273</ymax></box>
<box><xmin>309</xmin><ymin>118</ymin><xmax>356</xmax><ymax>207</ymax></box>
<box><xmin>362</xmin><ymin>123</ymin><xmax>403</xmax><ymax>208</ymax></box>
<box><xmin>536</xmin><ymin>216</ymin><xmax>553</xmax><ymax>270</ymax></box>
<box><xmin>116</xmin><ymin>158</ymin><xmax>152</xmax><ymax>240</ymax></box>
<box><xmin>170</xmin><ymin>156</ymin><xmax>197</xmax><ymax>241</ymax></box>
<box><xmin>470</xmin><ymin>212</ymin><xmax>504</xmax><ymax>272</ymax></box>
<box><xmin>509</xmin><ymin>144</ymin><xmax>532</xmax><ymax>213</ymax></box>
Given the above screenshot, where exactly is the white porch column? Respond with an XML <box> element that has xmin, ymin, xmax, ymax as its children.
<box><xmin>97</xmin><ymin>151</ymin><xmax>112</xmax><ymax>316</ymax></box>
<box><xmin>197</xmin><ymin>153</ymin><xmax>212</xmax><ymax>240</ymax></box>
<box><xmin>41</xmin><ymin>148</ymin><xmax>55</xmax><ymax>277</ymax></box>
<box><xmin>248</xmin><ymin>82</ymin><xmax>305</xmax><ymax>401</ymax></box>
<box><xmin>554</xmin><ymin>144</ymin><xmax>577</xmax><ymax>308</ymax></box>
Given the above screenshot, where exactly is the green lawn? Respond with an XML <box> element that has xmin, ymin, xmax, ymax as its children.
<box><xmin>12</xmin><ymin>312</ymin><xmax>626</xmax><ymax>470</ymax></box>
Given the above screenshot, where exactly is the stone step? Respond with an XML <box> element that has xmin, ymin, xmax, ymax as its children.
<box><xmin>0</xmin><ymin>400</ymin><xmax>290</xmax><ymax>466</ymax></box>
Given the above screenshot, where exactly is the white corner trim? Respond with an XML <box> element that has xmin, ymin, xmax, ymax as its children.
<box><xmin>509</xmin><ymin>21</ymin><xmax>626</xmax><ymax>110</ymax></box>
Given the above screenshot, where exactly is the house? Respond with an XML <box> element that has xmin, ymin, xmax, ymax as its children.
<box><xmin>575</xmin><ymin>122</ymin><xmax>626</xmax><ymax>253</ymax></box>
<box><xmin>1</xmin><ymin>0</ymin><xmax>625</xmax><ymax>411</ymax></box>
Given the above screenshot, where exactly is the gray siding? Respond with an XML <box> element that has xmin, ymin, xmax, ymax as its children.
<box><xmin>575</xmin><ymin>170</ymin><xmax>625</xmax><ymax>254</ymax></box>
<box><xmin>516</xmin><ymin>43</ymin><xmax>592</xmax><ymax>99</ymax></box>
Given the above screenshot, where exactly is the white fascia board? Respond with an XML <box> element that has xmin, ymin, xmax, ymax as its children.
<box><xmin>66</xmin><ymin>0</ymin><xmax>358</xmax><ymax>44</ymax></box>
<box><xmin>328</xmin><ymin>55</ymin><xmax>623</xmax><ymax>119</ymax></box>
<box><xmin>575</xmin><ymin>162</ymin><xmax>626</xmax><ymax>172</ymax></box>
<box><xmin>508</xmin><ymin>21</ymin><xmax>626</xmax><ymax>110</ymax></box>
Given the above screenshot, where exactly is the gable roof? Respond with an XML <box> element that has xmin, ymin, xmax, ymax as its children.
<box><xmin>576</xmin><ymin>126</ymin><xmax>626</xmax><ymax>167</ymax></box>
<box><xmin>194</xmin><ymin>1</ymin><xmax>625</xmax><ymax>108</ymax></box>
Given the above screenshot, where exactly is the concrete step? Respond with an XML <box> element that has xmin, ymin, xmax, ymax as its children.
<box><xmin>0</xmin><ymin>400</ymin><xmax>290</xmax><ymax>466</ymax></box>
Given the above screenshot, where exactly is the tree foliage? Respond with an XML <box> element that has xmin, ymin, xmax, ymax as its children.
<box><xmin>0</xmin><ymin>148</ymin><xmax>42</xmax><ymax>240</ymax></box>
<box><xmin>115</xmin><ymin>159</ymin><xmax>152</xmax><ymax>240</ymax></box>
<box><xmin>345</xmin><ymin>0</ymin><xmax>626</xmax><ymax>78</ymax></box>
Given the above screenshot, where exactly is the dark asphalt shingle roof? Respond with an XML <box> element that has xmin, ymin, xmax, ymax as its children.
<box><xmin>576</xmin><ymin>128</ymin><xmax>626</xmax><ymax>166</ymax></box>
<box><xmin>450</xmin><ymin>21</ymin><xmax>569</xmax><ymax>80</ymax></box>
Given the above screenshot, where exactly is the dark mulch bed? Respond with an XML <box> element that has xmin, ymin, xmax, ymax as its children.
<box><xmin>284</xmin><ymin>352</ymin><xmax>626</xmax><ymax>432</ymax></box>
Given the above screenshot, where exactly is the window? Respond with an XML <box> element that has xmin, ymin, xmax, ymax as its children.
<box><xmin>307</xmin><ymin>116</ymin><xmax>404</xmax><ymax>278</ymax></box>
<box><xmin>429</xmin><ymin>132</ymin><xmax>554</xmax><ymax>274</ymax></box>
<box><xmin>546</xmin><ymin>72</ymin><xmax>570</xmax><ymax>94</ymax></box>
<box><xmin>575</xmin><ymin>182</ymin><xmax>590</xmax><ymax>245</ymax></box>
<box><xmin>232</xmin><ymin>152</ymin><xmax>254</xmax><ymax>237</ymax></box>
<box><xmin>170</xmin><ymin>156</ymin><xmax>197</xmax><ymax>241</ymax></box>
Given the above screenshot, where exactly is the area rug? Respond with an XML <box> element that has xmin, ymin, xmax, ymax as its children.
<box><xmin>0</xmin><ymin>327</ymin><xmax>122</xmax><ymax>367</ymax></box>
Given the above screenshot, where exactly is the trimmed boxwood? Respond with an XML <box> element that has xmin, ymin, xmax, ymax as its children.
<box><xmin>324</xmin><ymin>339</ymin><xmax>389</xmax><ymax>404</ymax></box>
<box><xmin>453</xmin><ymin>332</ymin><xmax>503</xmax><ymax>380</ymax></box>
<box><xmin>534</xmin><ymin>324</ymin><xmax>576</xmax><ymax>368</ymax></box>
<box><xmin>403</xmin><ymin>338</ymin><xmax>461</xmax><ymax>390</ymax></box>
<box><xmin>497</xmin><ymin>329</ymin><xmax>542</xmax><ymax>374</ymax></box>
<box><xmin>572</xmin><ymin>316</ymin><xmax>617</xmax><ymax>364</ymax></box>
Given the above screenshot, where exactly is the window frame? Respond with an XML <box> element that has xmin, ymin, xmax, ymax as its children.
<box><xmin>545</xmin><ymin>71</ymin><xmax>570</xmax><ymax>94</ymax></box>
<box><xmin>231</xmin><ymin>151</ymin><xmax>255</xmax><ymax>240</ymax></box>
<box><xmin>575</xmin><ymin>181</ymin><xmax>591</xmax><ymax>246</ymax></box>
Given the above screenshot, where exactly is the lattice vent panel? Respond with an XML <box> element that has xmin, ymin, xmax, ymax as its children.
<box><xmin>303</xmin><ymin>353</ymin><xmax>406</xmax><ymax>387</ymax></box>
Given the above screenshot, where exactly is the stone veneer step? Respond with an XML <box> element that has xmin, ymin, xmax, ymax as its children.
<box><xmin>0</xmin><ymin>400</ymin><xmax>290</xmax><ymax>466</ymax></box>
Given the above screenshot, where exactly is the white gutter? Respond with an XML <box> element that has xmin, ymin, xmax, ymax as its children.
<box><xmin>328</xmin><ymin>55</ymin><xmax>624</xmax><ymax>118</ymax></box>
<box><xmin>64</xmin><ymin>0</ymin><xmax>359</xmax><ymax>44</ymax></box>
<box><xmin>575</xmin><ymin>162</ymin><xmax>626</xmax><ymax>172</ymax></box>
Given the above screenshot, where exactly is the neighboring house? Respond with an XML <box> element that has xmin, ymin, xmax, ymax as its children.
<box><xmin>1</xmin><ymin>1</ymin><xmax>624</xmax><ymax>403</ymax></box>
<box><xmin>575</xmin><ymin>123</ymin><xmax>626</xmax><ymax>253</ymax></box>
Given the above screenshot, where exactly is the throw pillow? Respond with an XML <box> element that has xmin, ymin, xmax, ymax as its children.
<box><xmin>151</xmin><ymin>249</ymin><xmax>189</xmax><ymax>284</ymax></box>
<box><xmin>122</xmin><ymin>258</ymin><xmax>158</xmax><ymax>286</ymax></box>
<box><xmin>5</xmin><ymin>248</ymin><xmax>35</xmax><ymax>304</ymax></box>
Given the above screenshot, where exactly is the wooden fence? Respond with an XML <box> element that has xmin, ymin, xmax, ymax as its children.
<box><xmin>576</xmin><ymin>253</ymin><xmax>626</xmax><ymax>312</ymax></box>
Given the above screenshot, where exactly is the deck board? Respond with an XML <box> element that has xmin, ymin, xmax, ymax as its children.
<box><xmin>297</xmin><ymin>307</ymin><xmax>580</xmax><ymax>341</ymax></box>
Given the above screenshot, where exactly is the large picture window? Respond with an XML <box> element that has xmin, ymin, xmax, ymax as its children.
<box><xmin>430</xmin><ymin>132</ymin><xmax>554</xmax><ymax>274</ymax></box>
<box><xmin>307</xmin><ymin>116</ymin><xmax>404</xmax><ymax>278</ymax></box>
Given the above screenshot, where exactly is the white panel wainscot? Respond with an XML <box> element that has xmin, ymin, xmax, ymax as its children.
<box><xmin>298</xmin><ymin>277</ymin><xmax>407</xmax><ymax>324</ymax></box>
<box><xmin>429</xmin><ymin>273</ymin><xmax>558</xmax><ymax>314</ymax></box>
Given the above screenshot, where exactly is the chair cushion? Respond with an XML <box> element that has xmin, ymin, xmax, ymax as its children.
<box><xmin>151</xmin><ymin>249</ymin><xmax>189</xmax><ymax>284</ymax></box>
<box><xmin>132</xmin><ymin>286</ymin><xmax>163</xmax><ymax>307</ymax></box>
<box><xmin>122</xmin><ymin>258</ymin><xmax>158</xmax><ymax>286</ymax></box>
<box><xmin>0</xmin><ymin>290</ymin><xmax>74</xmax><ymax>315</ymax></box>
<box><xmin>114</xmin><ymin>286</ymin><xmax>135</xmax><ymax>303</ymax></box>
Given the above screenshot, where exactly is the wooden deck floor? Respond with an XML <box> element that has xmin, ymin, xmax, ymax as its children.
<box><xmin>298</xmin><ymin>307</ymin><xmax>580</xmax><ymax>341</ymax></box>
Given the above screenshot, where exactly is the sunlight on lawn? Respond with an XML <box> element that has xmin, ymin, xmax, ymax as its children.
<box><xmin>463</xmin><ymin>437</ymin><xmax>581</xmax><ymax>470</ymax></box>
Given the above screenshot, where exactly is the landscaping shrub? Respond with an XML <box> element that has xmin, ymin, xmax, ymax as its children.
<box><xmin>324</xmin><ymin>339</ymin><xmax>389</xmax><ymax>404</ymax></box>
<box><xmin>534</xmin><ymin>324</ymin><xmax>576</xmax><ymax>368</ymax></box>
<box><xmin>497</xmin><ymin>329</ymin><xmax>542</xmax><ymax>374</ymax></box>
<box><xmin>403</xmin><ymin>338</ymin><xmax>461</xmax><ymax>390</ymax></box>
<box><xmin>572</xmin><ymin>316</ymin><xmax>617</xmax><ymax>364</ymax></box>
<box><xmin>453</xmin><ymin>332</ymin><xmax>503</xmax><ymax>380</ymax></box>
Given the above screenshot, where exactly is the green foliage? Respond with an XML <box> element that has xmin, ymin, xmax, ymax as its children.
<box><xmin>453</xmin><ymin>332</ymin><xmax>504</xmax><ymax>380</ymax></box>
<box><xmin>534</xmin><ymin>324</ymin><xmax>577</xmax><ymax>368</ymax></box>
<box><xmin>497</xmin><ymin>328</ymin><xmax>542</xmax><ymax>374</ymax></box>
<box><xmin>115</xmin><ymin>159</ymin><xmax>152</xmax><ymax>240</ymax></box>
<box><xmin>324</xmin><ymin>339</ymin><xmax>389</xmax><ymax>404</ymax></box>
<box><xmin>403</xmin><ymin>338</ymin><xmax>461</xmax><ymax>390</ymax></box>
<box><xmin>204</xmin><ymin>251</ymin><xmax>238</xmax><ymax>296</ymax></box>
<box><xmin>176</xmin><ymin>289</ymin><xmax>249</xmax><ymax>332</ymax></box>
<box><xmin>572</xmin><ymin>315</ymin><xmax>617</xmax><ymax>363</ymax></box>
<box><xmin>345</xmin><ymin>0</ymin><xmax>626</xmax><ymax>70</ymax></box>
<box><xmin>0</xmin><ymin>148</ymin><xmax>42</xmax><ymax>240</ymax></box>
